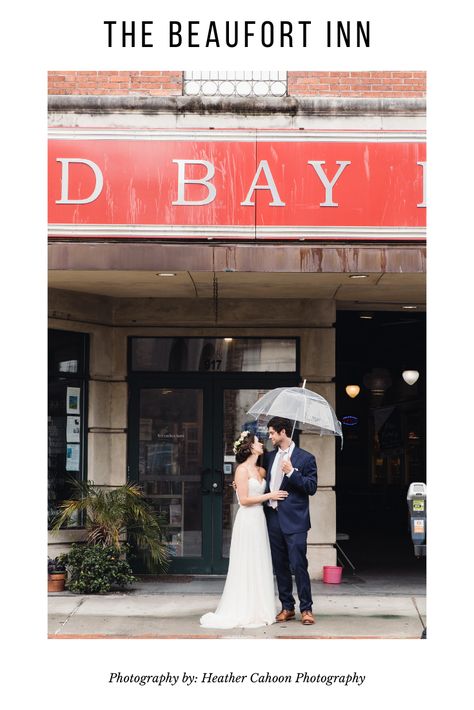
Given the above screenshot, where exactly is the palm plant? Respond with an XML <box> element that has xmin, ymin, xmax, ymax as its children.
<box><xmin>51</xmin><ymin>479</ymin><xmax>170</xmax><ymax>571</ymax></box>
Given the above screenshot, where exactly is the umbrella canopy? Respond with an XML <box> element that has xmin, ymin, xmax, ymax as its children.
<box><xmin>247</xmin><ymin>386</ymin><xmax>343</xmax><ymax>445</ymax></box>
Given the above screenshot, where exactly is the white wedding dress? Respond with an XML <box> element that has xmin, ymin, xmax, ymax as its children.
<box><xmin>200</xmin><ymin>477</ymin><xmax>277</xmax><ymax>628</ymax></box>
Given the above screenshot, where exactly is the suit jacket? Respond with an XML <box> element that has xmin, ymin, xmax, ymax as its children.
<box><xmin>263</xmin><ymin>446</ymin><xmax>317</xmax><ymax>534</ymax></box>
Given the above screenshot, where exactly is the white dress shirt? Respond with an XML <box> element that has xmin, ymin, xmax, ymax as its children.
<box><xmin>269</xmin><ymin>441</ymin><xmax>295</xmax><ymax>508</ymax></box>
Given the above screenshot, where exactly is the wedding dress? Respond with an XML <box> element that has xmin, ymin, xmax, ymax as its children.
<box><xmin>200</xmin><ymin>477</ymin><xmax>277</xmax><ymax>628</ymax></box>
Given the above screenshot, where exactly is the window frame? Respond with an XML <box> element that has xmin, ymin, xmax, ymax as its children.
<box><xmin>48</xmin><ymin>329</ymin><xmax>89</xmax><ymax>529</ymax></box>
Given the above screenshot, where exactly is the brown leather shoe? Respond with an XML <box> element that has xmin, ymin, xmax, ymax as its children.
<box><xmin>301</xmin><ymin>610</ymin><xmax>315</xmax><ymax>625</ymax></box>
<box><xmin>275</xmin><ymin>609</ymin><xmax>296</xmax><ymax>622</ymax></box>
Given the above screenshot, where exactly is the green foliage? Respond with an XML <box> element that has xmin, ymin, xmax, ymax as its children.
<box><xmin>51</xmin><ymin>480</ymin><xmax>170</xmax><ymax>573</ymax></box>
<box><xmin>48</xmin><ymin>556</ymin><xmax>67</xmax><ymax>573</ymax></box>
<box><xmin>64</xmin><ymin>543</ymin><xmax>136</xmax><ymax>594</ymax></box>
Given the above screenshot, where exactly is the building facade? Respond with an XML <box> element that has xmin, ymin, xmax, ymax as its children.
<box><xmin>48</xmin><ymin>71</ymin><xmax>426</xmax><ymax>577</ymax></box>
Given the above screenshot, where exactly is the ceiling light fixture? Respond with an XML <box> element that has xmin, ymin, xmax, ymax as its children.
<box><xmin>402</xmin><ymin>370</ymin><xmax>420</xmax><ymax>385</ymax></box>
<box><xmin>156</xmin><ymin>273</ymin><xmax>176</xmax><ymax>277</ymax></box>
<box><xmin>402</xmin><ymin>305</ymin><xmax>418</xmax><ymax>310</ymax></box>
<box><xmin>224</xmin><ymin>338</ymin><xmax>233</xmax><ymax>342</ymax></box>
<box><xmin>345</xmin><ymin>385</ymin><xmax>361</xmax><ymax>398</ymax></box>
<box><xmin>349</xmin><ymin>274</ymin><xmax>369</xmax><ymax>279</ymax></box>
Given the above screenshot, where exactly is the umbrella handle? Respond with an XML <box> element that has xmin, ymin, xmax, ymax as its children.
<box><xmin>290</xmin><ymin>419</ymin><xmax>297</xmax><ymax>441</ymax></box>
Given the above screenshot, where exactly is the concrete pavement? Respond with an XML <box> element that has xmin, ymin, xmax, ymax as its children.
<box><xmin>48</xmin><ymin>573</ymin><xmax>426</xmax><ymax>639</ymax></box>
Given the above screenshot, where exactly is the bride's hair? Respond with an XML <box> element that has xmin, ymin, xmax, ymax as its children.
<box><xmin>235</xmin><ymin>432</ymin><xmax>255</xmax><ymax>463</ymax></box>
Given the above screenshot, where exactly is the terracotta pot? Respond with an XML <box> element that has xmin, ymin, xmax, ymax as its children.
<box><xmin>48</xmin><ymin>572</ymin><xmax>66</xmax><ymax>593</ymax></box>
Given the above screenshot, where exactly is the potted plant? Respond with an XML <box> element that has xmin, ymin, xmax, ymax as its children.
<box><xmin>48</xmin><ymin>555</ymin><xmax>68</xmax><ymax>592</ymax></box>
<box><xmin>50</xmin><ymin>480</ymin><xmax>170</xmax><ymax>594</ymax></box>
<box><xmin>61</xmin><ymin>542</ymin><xmax>137</xmax><ymax>594</ymax></box>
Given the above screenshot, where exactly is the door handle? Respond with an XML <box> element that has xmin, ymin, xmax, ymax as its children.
<box><xmin>212</xmin><ymin>469</ymin><xmax>224</xmax><ymax>494</ymax></box>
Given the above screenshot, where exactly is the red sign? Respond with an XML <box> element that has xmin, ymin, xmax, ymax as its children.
<box><xmin>48</xmin><ymin>129</ymin><xmax>426</xmax><ymax>241</ymax></box>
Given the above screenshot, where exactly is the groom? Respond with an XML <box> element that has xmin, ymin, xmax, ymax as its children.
<box><xmin>263</xmin><ymin>416</ymin><xmax>317</xmax><ymax>625</ymax></box>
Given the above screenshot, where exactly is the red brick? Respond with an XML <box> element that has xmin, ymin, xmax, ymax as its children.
<box><xmin>48</xmin><ymin>70</ymin><xmax>423</xmax><ymax>98</ymax></box>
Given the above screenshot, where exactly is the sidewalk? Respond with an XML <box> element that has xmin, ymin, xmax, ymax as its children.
<box><xmin>48</xmin><ymin>571</ymin><xmax>426</xmax><ymax>639</ymax></box>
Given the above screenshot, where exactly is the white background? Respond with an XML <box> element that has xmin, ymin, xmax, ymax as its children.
<box><xmin>2</xmin><ymin>1</ymin><xmax>472</xmax><ymax>707</ymax></box>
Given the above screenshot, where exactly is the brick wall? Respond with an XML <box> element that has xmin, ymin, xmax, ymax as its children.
<box><xmin>48</xmin><ymin>71</ymin><xmax>426</xmax><ymax>98</ymax></box>
<box><xmin>288</xmin><ymin>71</ymin><xmax>426</xmax><ymax>98</ymax></box>
<box><xmin>48</xmin><ymin>71</ymin><xmax>183</xmax><ymax>96</ymax></box>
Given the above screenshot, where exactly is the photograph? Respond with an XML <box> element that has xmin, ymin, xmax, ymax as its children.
<box><xmin>5</xmin><ymin>1</ymin><xmax>474</xmax><ymax>708</ymax></box>
<box><xmin>47</xmin><ymin>68</ymin><xmax>426</xmax><ymax>640</ymax></box>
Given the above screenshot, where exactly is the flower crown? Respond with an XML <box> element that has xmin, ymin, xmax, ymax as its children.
<box><xmin>232</xmin><ymin>430</ymin><xmax>250</xmax><ymax>454</ymax></box>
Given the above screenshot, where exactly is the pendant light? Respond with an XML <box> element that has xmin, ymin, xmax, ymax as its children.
<box><xmin>345</xmin><ymin>385</ymin><xmax>361</xmax><ymax>398</ymax></box>
<box><xmin>402</xmin><ymin>370</ymin><xmax>419</xmax><ymax>385</ymax></box>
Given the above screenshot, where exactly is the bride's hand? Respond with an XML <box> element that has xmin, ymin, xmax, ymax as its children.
<box><xmin>269</xmin><ymin>490</ymin><xmax>289</xmax><ymax>501</ymax></box>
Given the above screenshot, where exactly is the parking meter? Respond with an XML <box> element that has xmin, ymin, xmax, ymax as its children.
<box><xmin>407</xmin><ymin>482</ymin><xmax>427</xmax><ymax>557</ymax></box>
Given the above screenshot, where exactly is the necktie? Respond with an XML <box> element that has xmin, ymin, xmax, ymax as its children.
<box><xmin>269</xmin><ymin>450</ymin><xmax>285</xmax><ymax>509</ymax></box>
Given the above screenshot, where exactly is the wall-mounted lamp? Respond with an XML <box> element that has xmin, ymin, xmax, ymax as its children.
<box><xmin>345</xmin><ymin>385</ymin><xmax>361</xmax><ymax>398</ymax></box>
<box><xmin>402</xmin><ymin>370</ymin><xmax>420</xmax><ymax>385</ymax></box>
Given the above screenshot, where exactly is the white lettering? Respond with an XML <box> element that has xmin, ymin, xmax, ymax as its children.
<box><xmin>172</xmin><ymin>159</ymin><xmax>216</xmax><ymax>205</ymax></box>
<box><xmin>417</xmin><ymin>161</ymin><xmax>426</xmax><ymax>208</ymax></box>
<box><xmin>307</xmin><ymin>160</ymin><xmax>351</xmax><ymax>206</ymax></box>
<box><xmin>241</xmin><ymin>160</ymin><xmax>285</xmax><ymax>206</ymax></box>
<box><xmin>56</xmin><ymin>158</ymin><xmax>104</xmax><ymax>204</ymax></box>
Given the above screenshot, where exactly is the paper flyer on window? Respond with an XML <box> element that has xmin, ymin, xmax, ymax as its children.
<box><xmin>4</xmin><ymin>1</ymin><xmax>473</xmax><ymax>709</ymax></box>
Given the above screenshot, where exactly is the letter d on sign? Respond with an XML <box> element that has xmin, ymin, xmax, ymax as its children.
<box><xmin>56</xmin><ymin>158</ymin><xmax>104</xmax><ymax>204</ymax></box>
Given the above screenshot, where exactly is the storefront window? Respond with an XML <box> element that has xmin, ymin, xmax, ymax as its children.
<box><xmin>131</xmin><ymin>337</ymin><xmax>297</xmax><ymax>373</ymax></box>
<box><xmin>48</xmin><ymin>330</ymin><xmax>88</xmax><ymax>527</ymax></box>
<box><xmin>370</xmin><ymin>404</ymin><xmax>425</xmax><ymax>487</ymax></box>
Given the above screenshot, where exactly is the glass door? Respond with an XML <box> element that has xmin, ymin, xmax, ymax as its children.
<box><xmin>129</xmin><ymin>380</ymin><xmax>215</xmax><ymax>573</ymax></box>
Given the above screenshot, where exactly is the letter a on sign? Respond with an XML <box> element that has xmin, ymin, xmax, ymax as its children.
<box><xmin>56</xmin><ymin>158</ymin><xmax>104</xmax><ymax>204</ymax></box>
<box><xmin>241</xmin><ymin>160</ymin><xmax>285</xmax><ymax>206</ymax></box>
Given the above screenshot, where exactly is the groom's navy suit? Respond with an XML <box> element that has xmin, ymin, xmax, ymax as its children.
<box><xmin>263</xmin><ymin>446</ymin><xmax>317</xmax><ymax>613</ymax></box>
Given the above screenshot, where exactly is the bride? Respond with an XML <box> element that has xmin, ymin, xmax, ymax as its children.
<box><xmin>200</xmin><ymin>431</ymin><xmax>288</xmax><ymax>628</ymax></box>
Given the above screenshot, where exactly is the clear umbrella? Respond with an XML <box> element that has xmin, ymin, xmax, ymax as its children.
<box><xmin>247</xmin><ymin>380</ymin><xmax>343</xmax><ymax>447</ymax></box>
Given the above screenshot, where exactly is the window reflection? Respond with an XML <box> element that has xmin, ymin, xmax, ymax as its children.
<box><xmin>138</xmin><ymin>389</ymin><xmax>203</xmax><ymax>557</ymax></box>
<box><xmin>131</xmin><ymin>337</ymin><xmax>297</xmax><ymax>372</ymax></box>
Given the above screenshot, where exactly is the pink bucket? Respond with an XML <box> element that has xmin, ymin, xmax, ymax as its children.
<box><xmin>323</xmin><ymin>565</ymin><xmax>343</xmax><ymax>584</ymax></box>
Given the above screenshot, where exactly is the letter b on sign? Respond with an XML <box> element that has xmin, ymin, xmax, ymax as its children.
<box><xmin>172</xmin><ymin>160</ymin><xmax>217</xmax><ymax>206</ymax></box>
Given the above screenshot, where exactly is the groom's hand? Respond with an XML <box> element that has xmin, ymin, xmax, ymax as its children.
<box><xmin>282</xmin><ymin>459</ymin><xmax>294</xmax><ymax>475</ymax></box>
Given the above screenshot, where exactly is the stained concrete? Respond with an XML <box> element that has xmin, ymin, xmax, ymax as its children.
<box><xmin>48</xmin><ymin>574</ymin><xmax>426</xmax><ymax>639</ymax></box>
